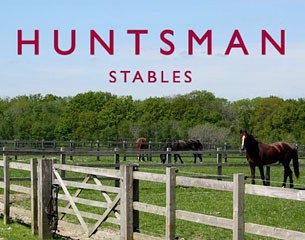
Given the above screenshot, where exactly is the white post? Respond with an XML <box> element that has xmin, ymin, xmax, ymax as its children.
<box><xmin>3</xmin><ymin>147</ymin><xmax>10</xmax><ymax>224</ymax></box>
<box><xmin>38</xmin><ymin>158</ymin><xmax>53</xmax><ymax>239</ymax></box>
<box><xmin>166</xmin><ymin>167</ymin><xmax>176</xmax><ymax>240</ymax></box>
<box><xmin>166</xmin><ymin>147</ymin><xmax>172</xmax><ymax>165</ymax></box>
<box><xmin>217</xmin><ymin>147</ymin><xmax>222</xmax><ymax>180</ymax></box>
<box><xmin>120</xmin><ymin>165</ymin><xmax>134</xmax><ymax>239</ymax></box>
<box><xmin>31</xmin><ymin>158</ymin><xmax>38</xmax><ymax>235</ymax></box>
<box><xmin>60</xmin><ymin>147</ymin><xmax>66</xmax><ymax>178</ymax></box>
<box><xmin>233</xmin><ymin>173</ymin><xmax>245</xmax><ymax>240</ymax></box>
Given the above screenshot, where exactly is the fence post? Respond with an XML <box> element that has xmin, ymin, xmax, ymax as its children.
<box><xmin>133</xmin><ymin>166</ymin><xmax>139</xmax><ymax>232</ymax></box>
<box><xmin>166</xmin><ymin>147</ymin><xmax>172</xmax><ymax>165</ymax></box>
<box><xmin>38</xmin><ymin>158</ymin><xmax>53</xmax><ymax>239</ymax></box>
<box><xmin>233</xmin><ymin>173</ymin><xmax>245</xmax><ymax>240</ymax></box>
<box><xmin>60</xmin><ymin>147</ymin><xmax>66</xmax><ymax>179</ymax></box>
<box><xmin>69</xmin><ymin>140</ymin><xmax>73</xmax><ymax>161</ymax></box>
<box><xmin>120</xmin><ymin>165</ymin><xmax>134</xmax><ymax>239</ymax></box>
<box><xmin>148</xmin><ymin>141</ymin><xmax>152</xmax><ymax>161</ymax></box>
<box><xmin>96</xmin><ymin>140</ymin><xmax>100</xmax><ymax>161</ymax></box>
<box><xmin>114</xmin><ymin>148</ymin><xmax>120</xmax><ymax>187</ymax></box>
<box><xmin>166</xmin><ymin>167</ymin><xmax>176</xmax><ymax>240</ymax></box>
<box><xmin>3</xmin><ymin>147</ymin><xmax>10</xmax><ymax>224</ymax></box>
<box><xmin>31</xmin><ymin>158</ymin><xmax>38</xmax><ymax>235</ymax></box>
<box><xmin>122</xmin><ymin>141</ymin><xmax>127</xmax><ymax>161</ymax></box>
<box><xmin>14</xmin><ymin>139</ymin><xmax>18</xmax><ymax>160</ymax></box>
<box><xmin>217</xmin><ymin>147</ymin><xmax>222</xmax><ymax>180</ymax></box>
<box><xmin>224</xmin><ymin>143</ymin><xmax>228</xmax><ymax>163</ymax></box>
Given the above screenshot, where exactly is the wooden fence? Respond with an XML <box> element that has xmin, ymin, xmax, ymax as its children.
<box><xmin>1</xmin><ymin>139</ymin><xmax>305</xmax><ymax>158</ymax></box>
<box><xmin>0</xmin><ymin>139</ymin><xmax>222</xmax><ymax>151</ymax></box>
<box><xmin>1</xmin><ymin>149</ymin><xmax>305</xmax><ymax>239</ymax></box>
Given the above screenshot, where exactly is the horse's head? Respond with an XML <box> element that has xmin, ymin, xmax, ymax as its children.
<box><xmin>188</xmin><ymin>140</ymin><xmax>203</xmax><ymax>150</ymax></box>
<box><xmin>240</xmin><ymin>130</ymin><xmax>249</xmax><ymax>150</ymax></box>
<box><xmin>240</xmin><ymin>130</ymin><xmax>260</xmax><ymax>154</ymax></box>
<box><xmin>194</xmin><ymin>140</ymin><xmax>203</xmax><ymax>150</ymax></box>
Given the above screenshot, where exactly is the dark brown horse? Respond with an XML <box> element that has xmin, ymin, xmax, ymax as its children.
<box><xmin>160</xmin><ymin>139</ymin><xmax>203</xmax><ymax>164</ymax></box>
<box><xmin>240</xmin><ymin>130</ymin><xmax>299</xmax><ymax>188</ymax></box>
<box><xmin>135</xmin><ymin>137</ymin><xmax>149</xmax><ymax>161</ymax></box>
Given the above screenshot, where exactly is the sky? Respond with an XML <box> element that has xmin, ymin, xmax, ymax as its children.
<box><xmin>1</xmin><ymin>1</ymin><xmax>305</xmax><ymax>101</ymax></box>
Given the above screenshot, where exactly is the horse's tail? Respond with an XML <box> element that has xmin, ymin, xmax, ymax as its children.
<box><xmin>293</xmin><ymin>148</ymin><xmax>300</xmax><ymax>178</ymax></box>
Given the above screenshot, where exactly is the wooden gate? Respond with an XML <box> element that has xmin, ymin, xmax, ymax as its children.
<box><xmin>52</xmin><ymin>163</ymin><xmax>121</xmax><ymax>237</ymax></box>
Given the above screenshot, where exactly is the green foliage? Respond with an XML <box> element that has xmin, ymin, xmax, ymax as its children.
<box><xmin>188</xmin><ymin>124</ymin><xmax>231</xmax><ymax>144</ymax></box>
<box><xmin>0</xmin><ymin>91</ymin><xmax>304</xmax><ymax>144</ymax></box>
<box><xmin>233</xmin><ymin>96</ymin><xmax>305</xmax><ymax>143</ymax></box>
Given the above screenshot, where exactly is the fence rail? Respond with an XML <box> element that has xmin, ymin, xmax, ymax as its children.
<box><xmin>1</xmin><ymin>148</ymin><xmax>305</xmax><ymax>239</ymax></box>
<box><xmin>0</xmin><ymin>139</ymin><xmax>222</xmax><ymax>150</ymax></box>
<box><xmin>1</xmin><ymin>139</ymin><xmax>305</xmax><ymax>156</ymax></box>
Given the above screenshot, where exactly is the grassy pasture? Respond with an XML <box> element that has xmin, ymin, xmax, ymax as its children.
<box><xmin>1</xmin><ymin>152</ymin><xmax>305</xmax><ymax>239</ymax></box>
<box><xmin>0</xmin><ymin>219</ymin><xmax>39</xmax><ymax>240</ymax></box>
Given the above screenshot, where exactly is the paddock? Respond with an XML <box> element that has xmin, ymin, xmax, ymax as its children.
<box><xmin>1</xmin><ymin>147</ymin><xmax>305</xmax><ymax>239</ymax></box>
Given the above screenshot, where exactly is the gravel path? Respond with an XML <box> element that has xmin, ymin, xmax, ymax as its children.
<box><xmin>0</xmin><ymin>194</ymin><xmax>163</xmax><ymax>240</ymax></box>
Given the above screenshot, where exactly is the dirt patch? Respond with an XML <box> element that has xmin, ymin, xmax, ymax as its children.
<box><xmin>0</xmin><ymin>194</ymin><xmax>120</xmax><ymax>240</ymax></box>
<box><xmin>0</xmin><ymin>194</ymin><xmax>165</xmax><ymax>240</ymax></box>
<box><xmin>56</xmin><ymin>221</ymin><xmax>120</xmax><ymax>240</ymax></box>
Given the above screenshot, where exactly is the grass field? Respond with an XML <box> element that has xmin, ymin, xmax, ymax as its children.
<box><xmin>0</xmin><ymin>219</ymin><xmax>39</xmax><ymax>240</ymax></box>
<box><xmin>1</xmin><ymin>152</ymin><xmax>305</xmax><ymax>239</ymax></box>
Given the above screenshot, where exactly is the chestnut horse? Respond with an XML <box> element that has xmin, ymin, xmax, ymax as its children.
<box><xmin>240</xmin><ymin>130</ymin><xmax>299</xmax><ymax>188</ymax></box>
<box><xmin>135</xmin><ymin>137</ymin><xmax>149</xmax><ymax>161</ymax></box>
<box><xmin>160</xmin><ymin>139</ymin><xmax>203</xmax><ymax>164</ymax></box>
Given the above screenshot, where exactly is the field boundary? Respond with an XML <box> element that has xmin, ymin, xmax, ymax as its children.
<box><xmin>1</xmin><ymin>149</ymin><xmax>305</xmax><ymax>239</ymax></box>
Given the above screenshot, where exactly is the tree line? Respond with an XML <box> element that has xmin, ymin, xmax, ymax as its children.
<box><xmin>0</xmin><ymin>90</ymin><xmax>304</xmax><ymax>146</ymax></box>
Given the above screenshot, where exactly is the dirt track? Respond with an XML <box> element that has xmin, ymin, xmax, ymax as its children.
<box><xmin>0</xmin><ymin>194</ymin><xmax>120</xmax><ymax>240</ymax></box>
<box><xmin>0</xmin><ymin>194</ymin><xmax>162</xmax><ymax>240</ymax></box>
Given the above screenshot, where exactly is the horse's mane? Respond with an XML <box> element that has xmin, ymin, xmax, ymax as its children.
<box><xmin>245</xmin><ymin>134</ymin><xmax>260</xmax><ymax>155</ymax></box>
<box><xmin>247</xmin><ymin>134</ymin><xmax>257</xmax><ymax>143</ymax></box>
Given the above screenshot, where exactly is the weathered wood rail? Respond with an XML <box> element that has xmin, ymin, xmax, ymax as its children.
<box><xmin>0</xmin><ymin>147</ymin><xmax>273</xmax><ymax>179</ymax></box>
<box><xmin>1</xmin><ymin>139</ymin><xmax>305</xmax><ymax>163</ymax></box>
<box><xmin>131</xmin><ymin>166</ymin><xmax>305</xmax><ymax>239</ymax></box>
<box><xmin>1</xmin><ymin>148</ymin><xmax>305</xmax><ymax>239</ymax></box>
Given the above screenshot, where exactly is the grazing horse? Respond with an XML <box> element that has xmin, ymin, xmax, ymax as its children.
<box><xmin>240</xmin><ymin>130</ymin><xmax>299</xmax><ymax>188</ymax></box>
<box><xmin>135</xmin><ymin>137</ymin><xmax>149</xmax><ymax>161</ymax></box>
<box><xmin>160</xmin><ymin>139</ymin><xmax>203</xmax><ymax>164</ymax></box>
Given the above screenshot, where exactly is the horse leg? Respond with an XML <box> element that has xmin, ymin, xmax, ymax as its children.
<box><xmin>177</xmin><ymin>154</ymin><xmax>183</xmax><ymax>164</ymax></box>
<box><xmin>174</xmin><ymin>154</ymin><xmax>177</xmax><ymax>163</ymax></box>
<box><xmin>258</xmin><ymin>165</ymin><xmax>266</xmax><ymax>186</ymax></box>
<box><xmin>289</xmin><ymin>167</ymin><xmax>294</xmax><ymax>188</ymax></box>
<box><xmin>282</xmin><ymin>168</ymin><xmax>288</xmax><ymax>188</ymax></box>
<box><xmin>193</xmin><ymin>154</ymin><xmax>202</xmax><ymax>164</ymax></box>
<box><xmin>198</xmin><ymin>154</ymin><xmax>203</xmax><ymax>164</ymax></box>
<box><xmin>283</xmin><ymin>164</ymin><xmax>293</xmax><ymax>188</ymax></box>
<box><xmin>281</xmin><ymin>162</ymin><xmax>290</xmax><ymax>188</ymax></box>
<box><xmin>160</xmin><ymin>154</ymin><xmax>166</xmax><ymax>164</ymax></box>
<box><xmin>249</xmin><ymin>164</ymin><xmax>256</xmax><ymax>184</ymax></box>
